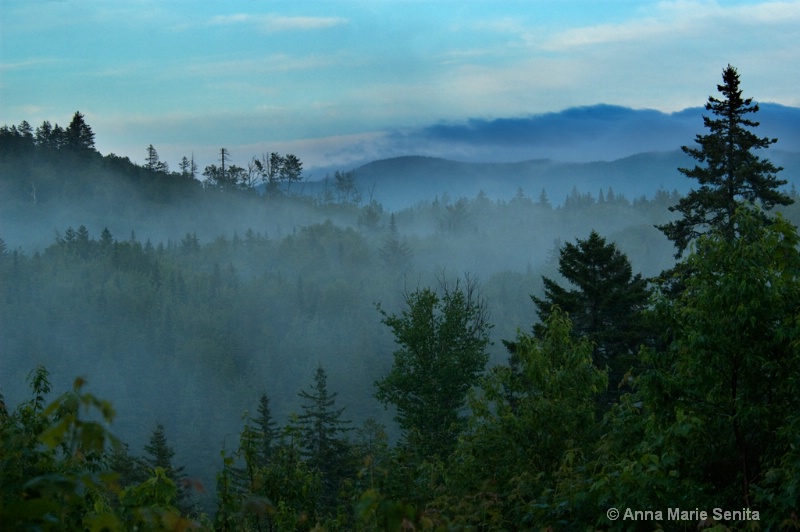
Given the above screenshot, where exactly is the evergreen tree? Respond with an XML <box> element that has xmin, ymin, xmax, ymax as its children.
<box><xmin>594</xmin><ymin>208</ymin><xmax>800</xmax><ymax>528</ymax></box>
<box><xmin>179</xmin><ymin>156</ymin><xmax>191</xmax><ymax>178</ymax></box>
<box><xmin>177</xmin><ymin>153</ymin><xmax>198</xmax><ymax>179</ymax></box>
<box><xmin>296</xmin><ymin>365</ymin><xmax>351</xmax><ymax>508</ymax></box>
<box><xmin>108</xmin><ymin>442</ymin><xmax>148</xmax><ymax>489</ymax></box>
<box><xmin>378</xmin><ymin>214</ymin><xmax>413</xmax><ymax>273</ymax></box>
<box><xmin>142</xmin><ymin>423</ymin><xmax>187</xmax><ymax>507</ymax></box>
<box><xmin>295</xmin><ymin>365</ymin><xmax>351</xmax><ymax>489</ymax></box>
<box><xmin>254</xmin><ymin>392</ymin><xmax>278</xmax><ymax>468</ymax></box>
<box><xmin>265</xmin><ymin>152</ymin><xmax>284</xmax><ymax>196</ymax></box>
<box><xmin>99</xmin><ymin>227</ymin><xmax>114</xmax><ymax>252</ymax></box>
<box><xmin>658</xmin><ymin>65</ymin><xmax>792</xmax><ymax>256</ymax></box>
<box><xmin>145</xmin><ymin>144</ymin><xmax>169</xmax><ymax>173</ymax></box>
<box><xmin>34</xmin><ymin>121</ymin><xmax>53</xmax><ymax>148</ymax></box>
<box><xmin>64</xmin><ymin>111</ymin><xmax>95</xmax><ymax>152</ymax></box>
<box><xmin>531</xmin><ymin>231</ymin><xmax>650</xmax><ymax>400</ymax></box>
<box><xmin>357</xmin><ymin>200</ymin><xmax>384</xmax><ymax>232</ymax></box>
<box><xmin>16</xmin><ymin>120</ymin><xmax>34</xmax><ymax>143</ymax></box>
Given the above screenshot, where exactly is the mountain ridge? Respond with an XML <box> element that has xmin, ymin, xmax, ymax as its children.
<box><xmin>342</xmin><ymin>149</ymin><xmax>800</xmax><ymax>210</ymax></box>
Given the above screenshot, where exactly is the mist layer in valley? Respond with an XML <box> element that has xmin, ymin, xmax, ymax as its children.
<box><xmin>2</xmin><ymin>107</ymin><xmax>799</xmax><ymax>509</ymax></box>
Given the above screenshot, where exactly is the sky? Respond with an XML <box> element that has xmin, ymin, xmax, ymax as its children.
<box><xmin>2</xmin><ymin>0</ymin><xmax>800</xmax><ymax>174</ymax></box>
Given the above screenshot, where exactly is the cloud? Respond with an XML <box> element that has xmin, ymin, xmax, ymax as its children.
<box><xmin>295</xmin><ymin>103</ymin><xmax>800</xmax><ymax>171</ymax></box>
<box><xmin>258</xmin><ymin>14</ymin><xmax>348</xmax><ymax>32</ymax></box>
<box><xmin>180</xmin><ymin>54</ymin><xmax>342</xmax><ymax>81</ymax></box>
<box><xmin>209</xmin><ymin>13</ymin><xmax>348</xmax><ymax>32</ymax></box>
<box><xmin>0</xmin><ymin>58</ymin><xmax>58</xmax><ymax>71</ymax></box>
<box><xmin>89</xmin><ymin>102</ymin><xmax>800</xmax><ymax>183</ymax></box>
<box><xmin>209</xmin><ymin>13</ymin><xmax>251</xmax><ymax>25</ymax></box>
<box><xmin>543</xmin><ymin>0</ymin><xmax>800</xmax><ymax>50</ymax></box>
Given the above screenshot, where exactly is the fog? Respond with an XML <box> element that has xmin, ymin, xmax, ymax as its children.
<box><xmin>2</xmin><ymin>119</ymin><xmax>799</xmax><ymax>511</ymax></box>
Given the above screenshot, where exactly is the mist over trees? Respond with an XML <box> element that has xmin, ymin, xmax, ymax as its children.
<box><xmin>2</xmin><ymin>66</ymin><xmax>800</xmax><ymax>529</ymax></box>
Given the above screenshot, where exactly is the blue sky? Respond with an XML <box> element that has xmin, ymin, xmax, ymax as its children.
<box><xmin>2</xmin><ymin>0</ymin><xmax>799</xmax><ymax>172</ymax></box>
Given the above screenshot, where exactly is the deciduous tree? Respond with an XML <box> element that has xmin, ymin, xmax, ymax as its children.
<box><xmin>375</xmin><ymin>275</ymin><xmax>491</xmax><ymax>459</ymax></box>
<box><xmin>446</xmin><ymin>308</ymin><xmax>606</xmax><ymax>528</ymax></box>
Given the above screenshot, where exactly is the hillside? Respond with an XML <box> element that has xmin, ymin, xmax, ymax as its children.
<box><xmin>348</xmin><ymin>149</ymin><xmax>800</xmax><ymax>210</ymax></box>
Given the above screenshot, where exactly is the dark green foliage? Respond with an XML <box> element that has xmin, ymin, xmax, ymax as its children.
<box><xmin>444</xmin><ymin>309</ymin><xmax>607</xmax><ymax>528</ymax></box>
<box><xmin>531</xmin><ymin>230</ymin><xmax>650</xmax><ymax>400</ymax></box>
<box><xmin>352</xmin><ymin>418</ymin><xmax>389</xmax><ymax>484</ymax></box>
<box><xmin>108</xmin><ymin>442</ymin><xmax>148</xmax><ymax>491</ymax></box>
<box><xmin>0</xmin><ymin>367</ymin><xmax>204</xmax><ymax>530</ymax></box>
<box><xmin>280</xmin><ymin>154</ymin><xmax>303</xmax><ymax>194</ymax></box>
<box><xmin>658</xmin><ymin>65</ymin><xmax>792</xmax><ymax>256</ymax></box>
<box><xmin>656</xmin><ymin>208</ymin><xmax>800</xmax><ymax>507</ymax></box>
<box><xmin>0</xmin><ymin>370</ymin><xmax>118</xmax><ymax>529</ymax></box>
<box><xmin>254</xmin><ymin>393</ymin><xmax>278</xmax><ymax>468</ymax></box>
<box><xmin>375</xmin><ymin>275</ymin><xmax>491</xmax><ymax>459</ymax></box>
<box><xmin>254</xmin><ymin>420</ymin><xmax>324</xmax><ymax>530</ymax></box>
<box><xmin>591</xmin><ymin>208</ymin><xmax>800</xmax><ymax>529</ymax></box>
<box><xmin>142</xmin><ymin>423</ymin><xmax>189</xmax><ymax>511</ymax></box>
<box><xmin>64</xmin><ymin>111</ymin><xmax>96</xmax><ymax>153</ymax></box>
<box><xmin>296</xmin><ymin>365</ymin><xmax>352</xmax><ymax>507</ymax></box>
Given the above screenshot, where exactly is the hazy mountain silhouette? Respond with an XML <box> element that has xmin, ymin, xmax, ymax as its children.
<box><xmin>300</xmin><ymin>102</ymin><xmax>800</xmax><ymax>209</ymax></box>
<box><xmin>310</xmin><ymin>102</ymin><xmax>800</xmax><ymax>173</ymax></box>
<box><xmin>341</xmin><ymin>149</ymin><xmax>800</xmax><ymax>210</ymax></box>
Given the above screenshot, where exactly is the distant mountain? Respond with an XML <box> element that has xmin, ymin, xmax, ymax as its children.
<box><xmin>307</xmin><ymin>102</ymin><xmax>800</xmax><ymax>174</ymax></box>
<box><xmin>409</xmin><ymin>103</ymin><xmax>800</xmax><ymax>163</ymax></box>
<box><xmin>299</xmin><ymin>102</ymin><xmax>800</xmax><ymax>210</ymax></box>
<box><xmin>342</xmin><ymin>149</ymin><xmax>800</xmax><ymax>210</ymax></box>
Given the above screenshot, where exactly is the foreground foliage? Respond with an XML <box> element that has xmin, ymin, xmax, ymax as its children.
<box><xmin>0</xmin><ymin>367</ymin><xmax>202</xmax><ymax>531</ymax></box>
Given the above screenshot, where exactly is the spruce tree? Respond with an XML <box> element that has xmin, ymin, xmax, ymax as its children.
<box><xmin>379</xmin><ymin>213</ymin><xmax>413</xmax><ymax>273</ymax></box>
<box><xmin>64</xmin><ymin>111</ymin><xmax>95</xmax><ymax>152</ymax></box>
<box><xmin>531</xmin><ymin>231</ymin><xmax>650</xmax><ymax>399</ymax></box>
<box><xmin>658</xmin><ymin>65</ymin><xmax>792</xmax><ymax>256</ymax></box>
<box><xmin>295</xmin><ymin>365</ymin><xmax>351</xmax><ymax>507</ymax></box>
<box><xmin>254</xmin><ymin>392</ymin><xmax>278</xmax><ymax>468</ymax></box>
<box><xmin>296</xmin><ymin>365</ymin><xmax>350</xmax><ymax>472</ymax></box>
<box><xmin>142</xmin><ymin>423</ymin><xmax>187</xmax><ymax>507</ymax></box>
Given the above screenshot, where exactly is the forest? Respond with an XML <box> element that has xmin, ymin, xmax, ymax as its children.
<box><xmin>1</xmin><ymin>66</ymin><xmax>800</xmax><ymax>530</ymax></box>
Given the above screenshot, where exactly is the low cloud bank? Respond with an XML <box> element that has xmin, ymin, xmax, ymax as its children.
<box><xmin>309</xmin><ymin>102</ymin><xmax>800</xmax><ymax>174</ymax></box>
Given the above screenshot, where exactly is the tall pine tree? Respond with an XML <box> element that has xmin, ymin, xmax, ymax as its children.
<box><xmin>657</xmin><ymin>65</ymin><xmax>792</xmax><ymax>256</ymax></box>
